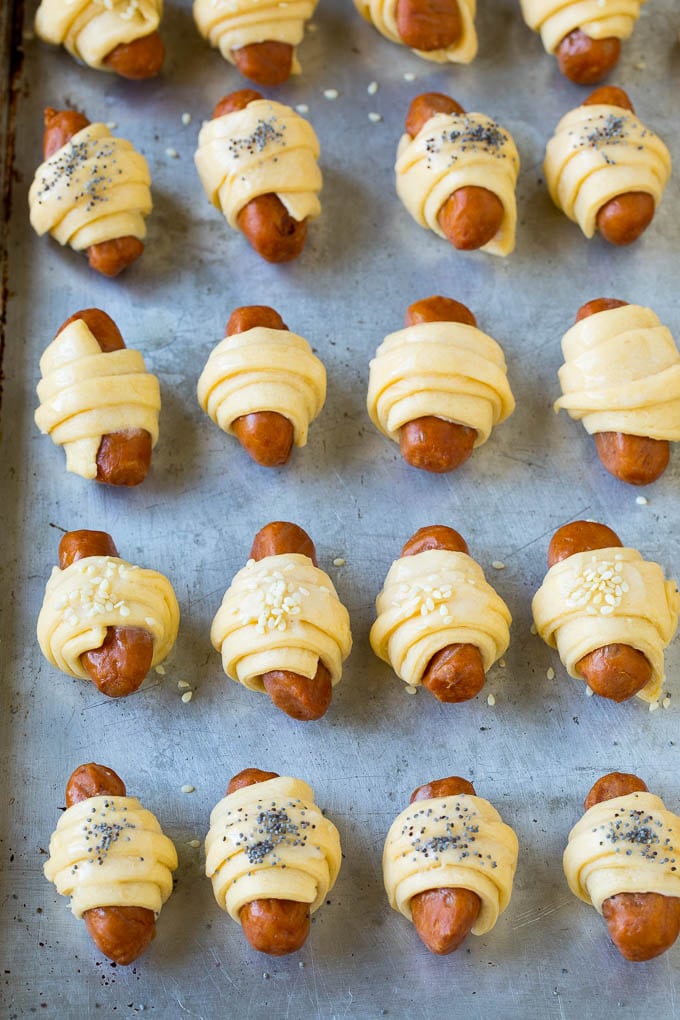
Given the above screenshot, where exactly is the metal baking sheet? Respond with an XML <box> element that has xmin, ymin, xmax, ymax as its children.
<box><xmin>2</xmin><ymin>0</ymin><xmax>680</xmax><ymax>1016</ymax></box>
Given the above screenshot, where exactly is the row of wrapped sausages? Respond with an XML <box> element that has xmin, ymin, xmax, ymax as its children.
<box><xmin>37</xmin><ymin>519</ymin><xmax>679</xmax><ymax>713</ymax></box>
<box><xmin>35</xmin><ymin>295</ymin><xmax>680</xmax><ymax>490</ymax></box>
<box><xmin>33</xmin><ymin>0</ymin><xmax>650</xmax><ymax>87</ymax></box>
<box><xmin>44</xmin><ymin>761</ymin><xmax>680</xmax><ymax>967</ymax></box>
<box><xmin>28</xmin><ymin>82</ymin><xmax>672</xmax><ymax>275</ymax></box>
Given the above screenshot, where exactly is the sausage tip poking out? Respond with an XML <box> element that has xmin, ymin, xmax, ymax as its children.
<box><xmin>547</xmin><ymin>520</ymin><xmax>622</xmax><ymax>568</ymax></box>
<box><xmin>103</xmin><ymin>30</ymin><xmax>165</xmax><ymax>80</ymax></box>
<box><xmin>396</xmin><ymin>0</ymin><xmax>462</xmax><ymax>52</ymax></box>
<box><xmin>401</xmin><ymin>524</ymin><xmax>469</xmax><ymax>558</ymax></box>
<box><xmin>232</xmin><ymin>41</ymin><xmax>294</xmax><ymax>87</ymax></box>
<box><xmin>405</xmin><ymin>93</ymin><xmax>465</xmax><ymax>139</ymax></box>
<box><xmin>584</xmin><ymin>772</ymin><xmax>680</xmax><ymax>962</ymax></box>
<box><xmin>438</xmin><ymin>187</ymin><xmax>505</xmax><ymax>251</ymax></box>
<box><xmin>556</xmin><ymin>29</ymin><xmax>621</xmax><ymax>85</ymax></box>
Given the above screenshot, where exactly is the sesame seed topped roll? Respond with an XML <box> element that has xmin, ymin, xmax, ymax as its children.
<box><xmin>35</xmin><ymin>0</ymin><xmax>162</xmax><ymax>73</ymax></box>
<box><xmin>38</xmin><ymin>554</ymin><xmax>180</xmax><ymax>681</ymax></box>
<box><xmin>532</xmin><ymin>547</ymin><xmax>679</xmax><ymax>703</ymax></box>
<box><xmin>210</xmin><ymin>554</ymin><xmax>352</xmax><ymax>694</ymax></box>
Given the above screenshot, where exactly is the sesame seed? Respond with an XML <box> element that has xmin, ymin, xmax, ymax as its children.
<box><xmin>585</xmin><ymin>686</ymin><xmax>595</xmax><ymax>697</ymax></box>
<box><xmin>530</xmin><ymin>624</ymin><xmax>537</xmax><ymax>635</ymax></box>
<box><xmin>405</xmin><ymin>685</ymin><xmax>418</xmax><ymax>695</ymax></box>
<box><xmin>487</xmin><ymin>693</ymin><xmax>496</xmax><ymax>707</ymax></box>
<box><xmin>333</xmin><ymin>557</ymin><xmax>346</xmax><ymax>567</ymax></box>
<box><xmin>296</xmin><ymin>104</ymin><xmax>309</xmax><ymax>114</ymax></box>
<box><xmin>181</xmin><ymin>784</ymin><xmax>195</xmax><ymax>794</ymax></box>
<box><xmin>492</xmin><ymin>561</ymin><xmax>505</xmax><ymax>570</ymax></box>
<box><xmin>367</xmin><ymin>81</ymin><xmax>378</xmax><ymax>95</ymax></box>
<box><xmin>649</xmin><ymin>701</ymin><xmax>660</xmax><ymax>712</ymax></box>
<box><xmin>323</xmin><ymin>89</ymin><xmax>339</xmax><ymax>100</ymax></box>
<box><xmin>663</xmin><ymin>697</ymin><xmax>671</xmax><ymax>710</ymax></box>
<box><xmin>635</xmin><ymin>60</ymin><xmax>646</xmax><ymax>70</ymax></box>
<box><xmin>106</xmin><ymin>121</ymin><xmax>117</xmax><ymax>130</ymax></box>
<box><xmin>178</xmin><ymin>680</ymin><xmax>191</xmax><ymax>689</ymax></box>
<box><xmin>187</xmin><ymin>839</ymin><xmax>201</xmax><ymax>848</ymax></box>
<box><xmin>499</xmin><ymin>658</ymin><xmax>506</xmax><ymax>668</ymax></box>
<box><xmin>181</xmin><ymin>691</ymin><xmax>193</xmax><ymax>704</ymax></box>
<box><xmin>636</xmin><ymin>496</ymin><xmax>648</xmax><ymax>506</ymax></box>
<box><xmin>368</xmin><ymin>112</ymin><xmax>382</xmax><ymax>123</ymax></box>
<box><xmin>165</xmin><ymin>147</ymin><xmax>179</xmax><ymax>159</ymax></box>
<box><xmin>546</xmin><ymin>667</ymin><xmax>555</xmax><ymax>681</ymax></box>
<box><xmin>403</xmin><ymin>72</ymin><xmax>415</xmax><ymax>81</ymax></box>
<box><xmin>181</xmin><ymin>112</ymin><xmax>192</xmax><ymax>125</ymax></box>
<box><xmin>154</xmin><ymin>665</ymin><xmax>166</xmax><ymax>676</ymax></box>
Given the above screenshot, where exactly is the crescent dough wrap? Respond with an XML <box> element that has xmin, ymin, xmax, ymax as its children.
<box><xmin>195</xmin><ymin>100</ymin><xmax>321</xmax><ymax>229</ymax></box>
<box><xmin>543</xmin><ymin>103</ymin><xmax>671</xmax><ymax>239</ymax></box>
<box><xmin>211</xmin><ymin>553</ymin><xmax>352</xmax><ymax>691</ymax></box>
<box><xmin>194</xmin><ymin>0</ymin><xmax>317</xmax><ymax>75</ymax></box>
<box><xmin>519</xmin><ymin>0</ymin><xmax>646</xmax><ymax>54</ymax></box>
<box><xmin>532</xmin><ymin>547</ymin><xmax>679</xmax><ymax>703</ymax></box>
<box><xmin>354</xmin><ymin>0</ymin><xmax>477</xmax><ymax>63</ymax></box>
<box><xmin>35</xmin><ymin>318</ymin><xmax>161</xmax><ymax>480</ymax></box>
<box><xmin>197</xmin><ymin>326</ymin><xmax>326</xmax><ymax>447</ymax></box>
<box><xmin>37</xmin><ymin>555</ymin><xmax>180</xmax><ymax>680</ymax></box>
<box><xmin>371</xmin><ymin>550</ymin><xmax>511</xmax><ymax>688</ymax></box>
<box><xmin>395</xmin><ymin>111</ymin><xmax>520</xmax><ymax>257</ymax></box>
<box><xmin>383</xmin><ymin>792</ymin><xmax>518</xmax><ymax>935</ymax></box>
<box><xmin>29</xmin><ymin>123</ymin><xmax>152</xmax><ymax>251</ymax></box>
<box><xmin>35</xmin><ymin>0</ymin><xmax>162</xmax><ymax>70</ymax></box>
<box><xmin>205</xmin><ymin>776</ymin><xmax>342</xmax><ymax>922</ymax></box>
<box><xmin>564</xmin><ymin>791</ymin><xmax>680</xmax><ymax>914</ymax></box>
<box><xmin>555</xmin><ymin>304</ymin><xmax>680</xmax><ymax>442</ymax></box>
<box><xmin>367</xmin><ymin>320</ymin><xmax>515</xmax><ymax>447</ymax></box>
<box><xmin>44</xmin><ymin>795</ymin><xmax>177</xmax><ymax>918</ymax></box>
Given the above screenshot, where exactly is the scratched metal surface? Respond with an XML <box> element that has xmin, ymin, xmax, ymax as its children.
<box><xmin>1</xmin><ymin>0</ymin><xmax>680</xmax><ymax>1016</ymax></box>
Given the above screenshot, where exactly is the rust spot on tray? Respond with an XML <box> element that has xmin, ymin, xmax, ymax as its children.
<box><xmin>0</xmin><ymin>0</ymin><xmax>27</xmax><ymax>418</ymax></box>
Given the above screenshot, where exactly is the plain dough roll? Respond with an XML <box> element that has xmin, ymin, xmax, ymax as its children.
<box><xmin>37</xmin><ymin>555</ymin><xmax>180</xmax><ymax>680</ymax></box>
<box><xmin>564</xmin><ymin>791</ymin><xmax>680</xmax><ymax>914</ymax></box>
<box><xmin>29</xmin><ymin>123</ymin><xmax>152</xmax><ymax>251</ymax></box>
<box><xmin>354</xmin><ymin>0</ymin><xmax>477</xmax><ymax>63</ymax></box>
<box><xmin>544</xmin><ymin>103</ymin><xmax>671</xmax><ymax>239</ymax></box>
<box><xmin>35</xmin><ymin>318</ymin><xmax>161</xmax><ymax>480</ymax></box>
<box><xmin>395</xmin><ymin>111</ymin><xmax>520</xmax><ymax>256</ymax></box>
<box><xmin>367</xmin><ymin>320</ymin><xmax>515</xmax><ymax>446</ymax></box>
<box><xmin>211</xmin><ymin>553</ymin><xmax>352</xmax><ymax>691</ymax></box>
<box><xmin>383</xmin><ymin>792</ymin><xmax>518</xmax><ymax>935</ymax></box>
<box><xmin>44</xmin><ymin>795</ymin><xmax>177</xmax><ymax>918</ymax></box>
<box><xmin>197</xmin><ymin>326</ymin><xmax>326</xmax><ymax>447</ymax></box>
<box><xmin>370</xmin><ymin>549</ymin><xmax>511</xmax><ymax>688</ymax></box>
<box><xmin>532</xmin><ymin>547</ymin><xmax>679</xmax><ymax>703</ymax></box>
<box><xmin>35</xmin><ymin>0</ymin><xmax>162</xmax><ymax>71</ymax></box>
<box><xmin>555</xmin><ymin>304</ymin><xmax>680</xmax><ymax>442</ymax></box>
<box><xmin>205</xmin><ymin>776</ymin><xmax>342</xmax><ymax>922</ymax></box>
<box><xmin>194</xmin><ymin>0</ymin><xmax>317</xmax><ymax>74</ymax></box>
<box><xmin>195</xmin><ymin>100</ymin><xmax>321</xmax><ymax>229</ymax></box>
<box><xmin>519</xmin><ymin>0</ymin><xmax>646</xmax><ymax>54</ymax></box>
